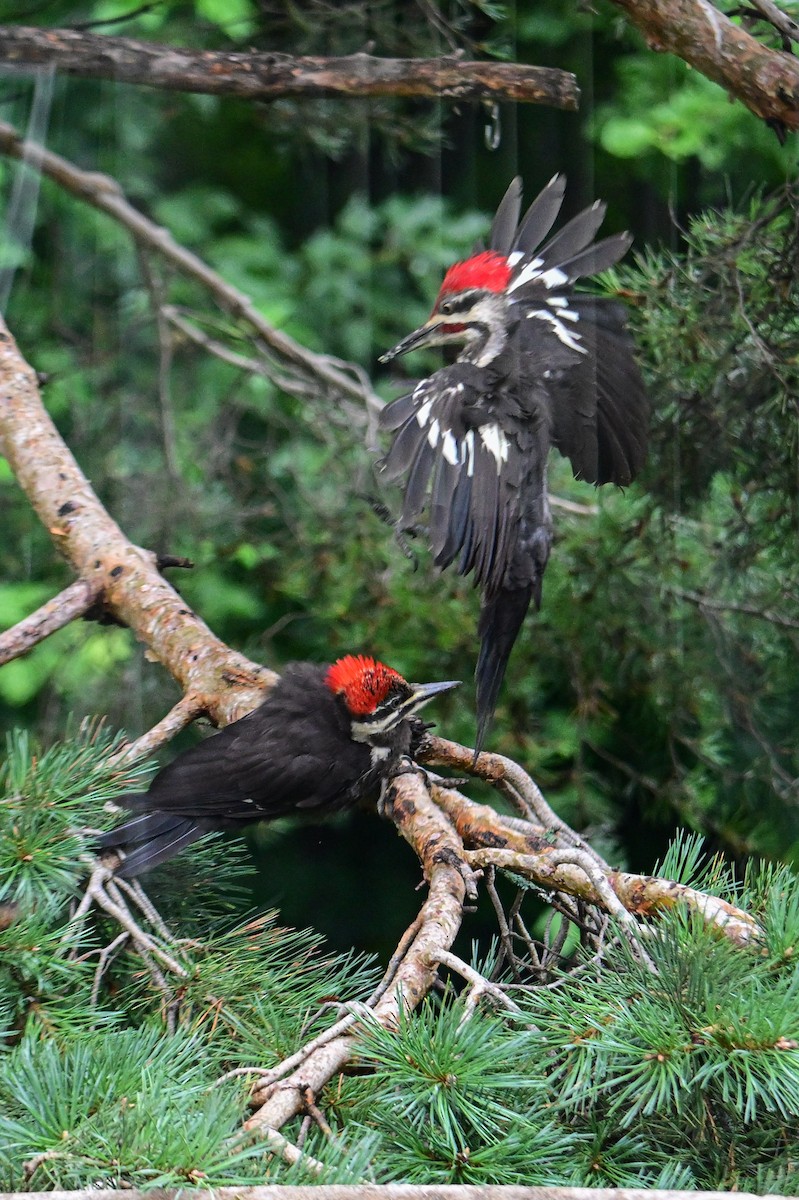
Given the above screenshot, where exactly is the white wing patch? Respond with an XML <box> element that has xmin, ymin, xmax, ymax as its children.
<box><xmin>427</xmin><ymin>417</ymin><xmax>440</xmax><ymax>448</ymax></box>
<box><xmin>507</xmin><ymin>256</ymin><xmax>543</xmax><ymax>293</ymax></box>
<box><xmin>526</xmin><ymin>308</ymin><xmax>585</xmax><ymax>353</ymax></box>
<box><xmin>508</xmin><ymin>260</ymin><xmax>569</xmax><ymax>294</ymax></box>
<box><xmin>416</xmin><ymin>397</ymin><xmax>434</xmax><ymax>427</ymax></box>
<box><xmin>464</xmin><ymin>429</ymin><xmax>475</xmax><ymax>477</ymax></box>
<box><xmin>479</xmin><ymin>423</ymin><xmax>510</xmax><ymax>471</ymax></box>
<box><xmin>442</xmin><ymin>430</ymin><xmax>460</xmax><ymax>465</ymax></box>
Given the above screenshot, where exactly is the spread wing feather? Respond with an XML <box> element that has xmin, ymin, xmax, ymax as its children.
<box><xmin>511</xmin><ymin>175</ymin><xmax>566</xmax><ymax>254</ymax></box>
<box><xmin>535</xmin><ymin>201</ymin><xmax>607</xmax><ymax>267</ymax></box>
<box><xmin>488</xmin><ymin>176</ymin><xmax>522</xmax><ymax>254</ymax></box>
<box><xmin>379</xmin><ymin>369</ymin><xmax>529</xmax><ymax>595</ymax></box>
<box><xmin>544</xmin><ymin>296</ymin><xmax>648</xmax><ymax>485</ymax></box>
<box><xmin>558</xmin><ymin>232</ymin><xmax>633</xmax><ymax>280</ymax></box>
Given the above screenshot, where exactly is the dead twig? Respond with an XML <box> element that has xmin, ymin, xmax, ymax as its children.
<box><xmin>109</xmin><ymin>694</ymin><xmax>207</xmax><ymax>764</ymax></box>
<box><xmin>435</xmin><ymin>949</ymin><xmax>522</xmax><ymax>1021</ymax></box>
<box><xmin>0</xmin><ymin>119</ymin><xmax>383</xmax><ymax>423</ymax></box>
<box><xmin>0</xmin><ymin>577</ymin><xmax>102</xmax><ymax>665</ymax></box>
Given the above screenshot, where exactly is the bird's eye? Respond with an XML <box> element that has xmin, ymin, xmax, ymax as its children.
<box><xmin>439</xmin><ymin>299</ymin><xmax>454</xmax><ymax>315</ymax></box>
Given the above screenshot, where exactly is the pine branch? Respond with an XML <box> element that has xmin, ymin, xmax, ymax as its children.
<box><xmin>244</xmin><ymin>769</ymin><xmax>467</xmax><ymax>1133</ymax></box>
<box><xmin>0</xmin><ymin>24</ymin><xmax>579</xmax><ymax>109</ymax></box>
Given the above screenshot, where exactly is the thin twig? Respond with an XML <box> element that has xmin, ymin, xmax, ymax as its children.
<box><xmin>0</xmin><ymin>119</ymin><xmax>384</xmax><ymax>421</ymax></box>
<box><xmin>88</xmin><ymin>931</ymin><xmax>129</xmax><ymax>1007</ymax></box>
<box><xmin>435</xmin><ymin>949</ymin><xmax>522</xmax><ymax>1016</ymax></box>
<box><xmin>109</xmin><ymin>693</ymin><xmax>206</xmax><ymax>764</ymax></box>
<box><xmin>484</xmin><ymin>864</ymin><xmax>522</xmax><ymax>981</ymax></box>
<box><xmin>0</xmin><ymin>577</ymin><xmax>102</xmax><ymax>665</ymax></box>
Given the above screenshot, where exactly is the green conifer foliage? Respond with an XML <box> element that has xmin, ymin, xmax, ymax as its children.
<box><xmin>3</xmin><ymin>727</ymin><xmax>799</xmax><ymax>1189</ymax></box>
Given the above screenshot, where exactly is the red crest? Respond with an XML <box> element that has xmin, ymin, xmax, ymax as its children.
<box><xmin>435</xmin><ymin>251</ymin><xmax>512</xmax><ymax>309</ymax></box>
<box><xmin>325</xmin><ymin>655</ymin><xmax>405</xmax><ymax>716</ymax></box>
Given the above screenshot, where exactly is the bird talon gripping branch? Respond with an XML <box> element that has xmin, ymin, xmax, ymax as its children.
<box><xmin>97</xmin><ymin>656</ymin><xmax>459</xmax><ymax>876</ymax></box>
<box><xmin>379</xmin><ymin>176</ymin><xmax>649</xmax><ymax>751</ymax></box>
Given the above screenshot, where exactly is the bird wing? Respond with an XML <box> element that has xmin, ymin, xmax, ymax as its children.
<box><xmin>142</xmin><ymin>705</ymin><xmax>368</xmax><ymax>823</ymax></box>
<box><xmin>541</xmin><ymin>296</ymin><xmax>648</xmax><ymax>486</ymax></box>
<box><xmin>379</xmin><ymin>364</ymin><xmax>539</xmax><ymax>596</ymax></box>
<box><xmin>496</xmin><ymin>179</ymin><xmax>648</xmax><ymax>488</ymax></box>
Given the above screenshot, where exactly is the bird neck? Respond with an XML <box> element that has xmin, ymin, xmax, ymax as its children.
<box><xmin>457</xmin><ymin>294</ymin><xmax>513</xmax><ymax>367</ymax></box>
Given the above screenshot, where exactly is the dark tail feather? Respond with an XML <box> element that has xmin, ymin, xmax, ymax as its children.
<box><xmin>474</xmin><ymin>585</ymin><xmax>533</xmax><ymax>756</ymax></box>
<box><xmin>97</xmin><ymin>809</ymin><xmax>204</xmax><ymax>878</ymax></box>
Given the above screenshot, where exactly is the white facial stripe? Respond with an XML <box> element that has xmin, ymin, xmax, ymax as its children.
<box><xmin>527</xmin><ymin>308</ymin><xmax>585</xmax><ymax>353</ymax></box>
<box><xmin>479</xmin><ymin>423</ymin><xmax>509</xmax><ymax>471</ymax></box>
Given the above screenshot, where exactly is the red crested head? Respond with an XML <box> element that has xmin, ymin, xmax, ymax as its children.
<box><xmin>435</xmin><ymin>250</ymin><xmax>512</xmax><ymax>310</ymax></box>
<box><xmin>325</xmin><ymin>655</ymin><xmax>406</xmax><ymax>716</ymax></box>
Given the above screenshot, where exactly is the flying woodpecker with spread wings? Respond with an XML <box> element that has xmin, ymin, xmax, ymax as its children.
<box><xmin>379</xmin><ymin>176</ymin><xmax>648</xmax><ymax>752</ymax></box>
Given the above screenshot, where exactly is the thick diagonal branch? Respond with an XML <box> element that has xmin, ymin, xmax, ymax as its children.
<box><xmin>0</xmin><ymin>319</ymin><xmax>272</xmax><ymax>725</ymax></box>
<box><xmin>608</xmin><ymin>0</ymin><xmax>799</xmax><ymax>130</ymax></box>
<box><xmin>0</xmin><ymin>25</ymin><xmax>579</xmax><ymax>109</ymax></box>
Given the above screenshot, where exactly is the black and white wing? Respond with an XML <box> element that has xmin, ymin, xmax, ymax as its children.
<box><xmin>492</xmin><ymin>176</ymin><xmax>649</xmax><ymax>487</ymax></box>
<box><xmin>379</xmin><ymin>363</ymin><xmax>542</xmax><ymax>597</ymax></box>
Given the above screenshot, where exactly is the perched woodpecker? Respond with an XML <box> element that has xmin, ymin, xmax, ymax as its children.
<box><xmin>97</xmin><ymin>656</ymin><xmax>458</xmax><ymax>878</ymax></box>
<box><xmin>379</xmin><ymin>176</ymin><xmax>648</xmax><ymax>751</ymax></box>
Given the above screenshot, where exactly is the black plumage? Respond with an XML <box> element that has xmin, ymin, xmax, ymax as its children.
<box><xmin>98</xmin><ymin>658</ymin><xmax>457</xmax><ymax>877</ymax></box>
<box><xmin>379</xmin><ymin>176</ymin><xmax>649</xmax><ymax>750</ymax></box>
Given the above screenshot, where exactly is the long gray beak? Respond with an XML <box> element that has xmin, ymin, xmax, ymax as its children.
<box><xmin>409</xmin><ymin>678</ymin><xmax>461</xmax><ymax>711</ymax></box>
<box><xmin>379</xmin><ymin>321</ymin><xmax>438</xmax><ymax>363</ymax></box>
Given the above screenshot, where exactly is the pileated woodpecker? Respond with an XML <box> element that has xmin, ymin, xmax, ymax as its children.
<box><xmin>379</xmin><ymin>176</ymin><xmax>648</xmax><ymax>750</ymax></box>
<box><xmin>97</xmin><ymin>655</ymin><xmax>458</xmax><ymax>878</ymax></box>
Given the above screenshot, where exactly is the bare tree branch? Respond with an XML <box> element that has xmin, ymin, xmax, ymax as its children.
<box><xmin>430</xmin><ymin>784</ymin><xmax>760</xmax><ymax>945</ymax></box>
<box><xmin>607</xmin><ymin>0</ymin><xmax>799</xmax><ymax>131</ymax></box>
<box><xmin>0</xmin><ymin>318</ymin><xmax>273</xmax><ymax>726</ymax></box>
<box><xmin>0</xmin><ymin>577</ymin><xmax>101</xmax><ymax>665</ymax></box>
<box><xmin>110</xmin><ymin>693</ymin><xmax>206</xmax><ymax>762</ymax></box>
<box><xmin>741</xmin><ymin>0</ymin><xmax>799</xmax><ymax>49</ymax></box>
<box><xmin>0</xmin><ymin>25</ymin><xmax>579</xmax><ymax>109</ymax></box>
